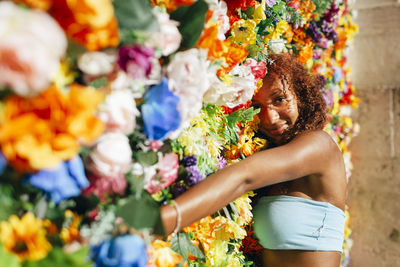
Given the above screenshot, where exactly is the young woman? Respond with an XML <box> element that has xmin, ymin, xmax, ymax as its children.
<box><xmin>161</xmin><ymin>53</ymin><xmax>347</xmax><ymax>267</ymax></box>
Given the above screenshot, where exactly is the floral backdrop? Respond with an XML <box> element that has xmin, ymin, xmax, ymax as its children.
<box><xmin>0</xmin><ymin>0</ymin><xmax>359</xmax><ymax>266</ymax></box>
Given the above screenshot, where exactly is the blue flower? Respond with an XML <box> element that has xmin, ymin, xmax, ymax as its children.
<box><xmin>142</xmin><ymin>78</ymin><xmax>180</xmax><ymax>140</ymax></box>
<box><xmin>27</xmin><ymin>156</ymin><xmax>89</xmax><ymax>204</ymax></box>
<box><xmin>0</xmin><ymin>152</ymin><xmax>6</xmax><ymax>175</ymax></box>
<box><xmin>92</xmin><ymin>235</ymin><xmax>147</xmax><ymax>267</ymax></box>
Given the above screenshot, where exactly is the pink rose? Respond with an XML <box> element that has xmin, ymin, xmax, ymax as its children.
<box><xmin>244</xmin><ymin>58</ymin><xmax>267</xmax><ymax>82</ymax></box>
<box><xmin>99</xmin><ymin>90</ymin><xmax>140</xmax><ymax>134</ymax></box>
<box><xmin>0</xmin><ymin>2</ymin><xmax>67</xmax><ymax>96</ymax></box>
<box><xmin>145</xmin><ymin>153</ymin><xmax>179</xmax><ymax>194</ymax></box>
<box><xmin>83</xmin><ymin>173</ymin><xmax>127</xmax><ymax>202</ymax></box>
<box><xmin>90</xmin><ymin>133</ymin><xmax>132</xmax><ymax>178</ymax></box>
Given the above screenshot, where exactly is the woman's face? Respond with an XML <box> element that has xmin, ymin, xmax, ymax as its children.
<box><xmin>252</xmin><ymin>74</ymin><xmax>299</xmax><ymax>143</ymax></box>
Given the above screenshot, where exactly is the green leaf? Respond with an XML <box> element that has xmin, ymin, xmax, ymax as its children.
<box><xmin>22</xmin><ymin>247</ymin><xmax>91</xmax><ymax>267</ymax></box>
<box><xmin>0</xmin><ymin>243</ymin><xmax>21</xmax><ymax>267</ymax></box>
<box><xmin>170</xmin><ymin>233</ymin><xmax>205</xmax><ymax>261</ymax></box>
<box><xmin>135</xmin><ymin>150</ymin><xmax>158</xmax><ymax>167</ymax></box>
<box><xmin>115</xmin><ymin>194</ymin><xmax>164</xmax><ymax>236</ymax></box>
<box><xmin>170</xmin><ymin>0</ymin><xmax>208</xmax><ymax>49</ymax></box>
<box><xmin>113</xmin><ymin>0</ymin><xmax>159</xmax><ymax>32</ymax></box>
<box><xmin>89</xmin><ymin>77</ymin><xmax>107</xmax><ymax>88</ymax></box>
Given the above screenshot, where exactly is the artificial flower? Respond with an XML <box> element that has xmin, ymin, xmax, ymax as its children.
<box><xmin>228</xmin><ymin>19</ymin><xmax>257</xmax><ymax>44</ymax></box>
<box><xmin>147</xmin><ymin>239</ymin><xmax>182</xmax><ymax>267</ymax></box>
<box><xmin>117</xmin><ymin>45</ymin><xmax>155</xmax><ymax>80</ymax></box>
<box><xmin>0</xmin><ymin>212</ymin><xmax>52</xmax><ymax>261</ymax></box>
<box><xmin>98</xmin><ymin>90</ymin><xmax>140</xmax><ymax>134</ymax></box>
<box><xmin>89</xmin><ymin>132</ymin><xmax>132</xmax><ymax>179</ymax></box>
<box><xmin>0</xmin><ymin>1</ymin><xmax>67</xmax><ymax>96</ymax></box>
<box><xmin>91</xmin><ymin>235</ymin><xmax>147</xmax><ymax>267</ymax></box>
<box><xmin>141</xmin><ymin>78</ymin><xmax>181</xmax><ymax>140</ymax></box>
<box><xmin>147</xmin><ymin>10</ymin><xmax>182</xmax><ymax>56</ymax></box>
<box><xmin>78</xmin><ymin>51</ymin><xmax>117</xmax><ymax>76</ymax></box>
<box><xmin>27</xmin><ymin>156</ymin><xmax>89</xmax><ymax>204</ymax></box>
<box><xmin>50</xmin><ymin>0</ymin><xmax>120</xmax><ymax>51</ymax></box>
<box><xmin>144</xmin><ymin>152</ymin><xmax>179</xmax><ymax>194</ymax></box>
<box><xmin>0</xmin><ymin>84</ymin><xmax>105</xmax><ymax>171</ymax></box>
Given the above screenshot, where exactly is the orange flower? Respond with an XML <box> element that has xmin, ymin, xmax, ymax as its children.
<box><xmin>13</xmin><ymin>0</ymin><xmax>52</xmax><ymax>10</ymax></box>
<box><xmin>60</xmin><ymin>210</ymin><xmax>81</xmax><ymax>244</ymax></box>
<box><xmin>0</xmin><ymin>84</ymin><xmax>105</xmax><ymax>171</ymax></box>
<box><xmin>50</xmin><ymin>0</ymin><xmax>119</xmax><ymax>51</ymax></box>
<box><xmin>151</xmin><ymin>0</ymin><xmax>194</xmax><ymax>11</ymax></box>
<box><xmin>217</xmin><ymin>42</ymin><xmax>248</xmax><ymax>77</ymax></box>
<box><xmin>148</xmin><ymin>240</ymin><xmax>182</xmax><ymax>267</ymax></box>
<box><xmin>299</xmin><ymin>0</ymin><xmax>316</xmax><ymax>24</ymax></box>
<box><xmin>197</xmin><ymin>25</ymin><xmax>227</xmax><ymax>60</ymax></box>
<box><xmin>297</xmin><ymin>43</ymin><xmax>314</xmax><ymax>65</ymax></box>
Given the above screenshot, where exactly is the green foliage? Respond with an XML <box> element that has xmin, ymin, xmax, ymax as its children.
<box><xmin>115</xmin><ymin>193</ymin><xmax>164</xmax><ymax>236</ymax></box>
<box><xmin>171</xmin><ymin>233</ymin><xmax>205</xmax><ymax>266</ymax></box>
<box><xmin>22</xmin><ymin>247</ymin><xmax>91</xmax><ymax>267</ymax></box>
<box><xmin>170</xmin><ymin>0</ymin><xmax>208</xmax><ymax>49</ymax></box>
<box><xmin>223</xmin><ymin>107</ymin><xmax>260</xmax><ymax>145</ymax></box>
<box><xmin>113</xmin><ymin>0</ymin><xmax>159</xmax><ymax>33</ymax></box>
<box><xmin>0</xmin><ymin>243</ymin><xmax>20</xmax><ymax>267</ymax></box>
<box><xmin>312</xmin><ymin>0</ymin><xmax>333</xmax><ymax>20</ymax></box>
<box><xmin>89</xmin><ymin>77</ymin><xmax>108</xmax><ymax>88</ymax></box>
<box><xmin>135</xmin><ymin>150</ymin><xmax>158</xmax><ymax>167</ymax></box>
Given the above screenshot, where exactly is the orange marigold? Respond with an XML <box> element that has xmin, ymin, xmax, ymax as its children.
<box><xmin>13</xmin><ymin>0</ymin><xmax>52</xmax><ymax>10</ymax></box>
<box><xmin>50</xmin><ymin>0</ymin><xmax>119</xmax><ymax>51</ymax></box>
<box><xmin>297</xmin><ymin>43</ymin><xmax>314</xmax><ymax>65</ymax></box>
<box><xmin>0</xmin><ymin>84</ymin><xmax>105</xmax><ymax>171</ymax></box>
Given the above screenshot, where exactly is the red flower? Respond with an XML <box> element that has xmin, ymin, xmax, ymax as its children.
<box><xmin>240</xmin><ymin>224</ymin><xmax>264</xmax><ymax>255</ymax></box>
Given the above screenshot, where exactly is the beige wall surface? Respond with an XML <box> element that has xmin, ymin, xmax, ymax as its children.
<box><xmin>347</xmin><ymin>0</ymin><xmax>400</xmax><ymax>266</ymax></box>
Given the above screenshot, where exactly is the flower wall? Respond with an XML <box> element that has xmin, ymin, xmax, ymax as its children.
<box><xmin>0</xmin><ymin>0</ymin><xmax>358</xmax><ymax>266</ymax></box>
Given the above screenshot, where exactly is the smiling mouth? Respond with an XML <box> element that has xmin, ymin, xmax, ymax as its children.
<box><xmin>266</xmin><ymin>124</ymin><xmax>288</xmax><ymax>135</ymax></box>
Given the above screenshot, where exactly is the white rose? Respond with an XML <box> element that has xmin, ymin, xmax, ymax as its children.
<box><xmin>147</xmin><ymin>10</ymin><xmax>182</xmax><ymax>56</ymax></box>
<box><xmin>78</xmin><ymin>51</ymin><xmax>116</xmax><ymax>76</ymax></box>
<box><xmin>0</xmin><ymin>2</ymin><xmax>67</xmax><ymax>96</ymax></box>
<box><xmin>204</xmin><ymin>64</ymin><xmax>256</xmax><ymax>108</ymax></box>
<box><xmin>207</xmin><ymin>0</ymin><xmax>230</xmax><ymax>40</ymax></box>
<box><xmin>98</xmin><ymin>90</ymin><xmax>140</xmax><ymax>134</ymax></box>
<box><xmin>90</xmin><ymin>133</ymin><xmax>132</xmax><ymax>178</ymax></box>
<box><xmin>268</xmin><ymin>39</ymin><xmax>286</xmax><ymax>54</ymax></box>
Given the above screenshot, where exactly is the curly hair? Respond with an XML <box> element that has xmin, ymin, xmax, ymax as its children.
<box><xmin>262</xmin><ymin>53</ymin><xmax>327</xmax><ymax>145</ymax></box>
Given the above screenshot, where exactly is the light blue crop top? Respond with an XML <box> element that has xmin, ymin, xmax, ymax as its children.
<box><xmin>253</xmin><ymin>195</ymin><xmax>345</xmax><ymax>252</ymax></box>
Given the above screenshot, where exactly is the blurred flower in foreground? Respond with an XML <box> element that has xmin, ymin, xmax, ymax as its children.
<box><xmin>147</xmin><ymin>239</ymin><xmax>182</xmax><ymax>267</ymax></box>
<box><xmin>0</xmin><ymin>1</ymin><xmax>67</xmax><ymax>96</ymax></box>
<box><xmin>0</xmin><ymin>212</ymin><xmax>52</xmax><ymax>261</ymax></box>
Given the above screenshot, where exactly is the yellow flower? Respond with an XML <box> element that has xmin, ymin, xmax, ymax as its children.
<box><xmin>228</xmin><ymin>20</ymin><xmax>257</xmax><ymax>44</ymax></box>
<box><xmin>204</xmin><ymin>240</ymin><xmax>228</xmax><ymax>267</ymax></box>
<box><xmin>226</xmin><ymin>254</ymin><xmax>245</xmax><ymax>267</ymax></box>
<box><xmin>253</xmin><ymin>0</ymin><xmax>266</xmax><ymax>24</ymax></box>
<box><xmin>148</xmin><ymin>240</ymin><xmax>182</xmax><ymax>267</ymax></box>
<box><xmin>215</xmin><ymin>220</ymin><xmax>247</xmax><ymax>241</ymax></box>
<box><xmin>177</xmin><ymin>127</ymin><xmax>204</xmax><ymax>156</ymax></box>
<box><xmin>265</xmin><ymin>20</ymin><xmax>290</xmax><ymax>41</ymax></box>
<box><xmin>233</xmin><ymin>191</ymin><xmax>255</xmax><ymax>226</ymax></box>
<box><xmin>60</xmin><ymin>210</ymin><xmax>81</xmax><ymax>244</ymax></box>
<box><xmin>0</xmin><ymin>213</ymin><xmax>52</xmax><ymax>261</ymax></box>
<box><xmin>53</xmin><ymin>59</ymin><xmax>77</xmax><ymax>88</ymax></box>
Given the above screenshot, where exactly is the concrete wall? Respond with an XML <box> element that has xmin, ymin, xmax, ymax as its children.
<box><xmin>347</xmin><ymin>0</ymin><xmax>400</xmax><ymax>266</ymax></box>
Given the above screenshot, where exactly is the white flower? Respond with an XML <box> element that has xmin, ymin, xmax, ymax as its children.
<box><xmin>90</xmin><ymin>133</ymin><xmax>132</xmax><ymax>178</ymax></box>
<box><xmin>0</xmin><ymin>1</ymin><xmax>67</xmax><ymax>96</ymax></box>
<box><xmin>147</xmin><ymin>10</ymin><xmax>182</xmax><ymax>56</ymax></box>
<box><xmin>268</xmin><ymin>39</ymin><xmax>286</xmax><ymax>54</ymax></box>
<box><xmin>206</xmin><ymin>0</ymin><xmax>230</xmax><ymax>40</ymax></box>
<box><xmin>204</xmin><ymin>64</ymin><xmax>257</xmax><ymax>108</ymax></box>
<box><xmin>98</xmin><ymin>89</ymin><xmax>140</xmax><ymax>134</ymax></box>
<box><xmin>78</xmin><ymin>51</ymin><xmax>116</xmax><ymax>76</ymax></box>
<box><xmin>166</xmin><ymin>48</ymin><xmax>213</xmax><ymax>133</ymax></box>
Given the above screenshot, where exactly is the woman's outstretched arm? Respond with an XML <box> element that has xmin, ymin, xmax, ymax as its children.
<box><xmin>161</xmin><ymin>130</ymin><xmax>341</xmax><ymax>235</ymax></box>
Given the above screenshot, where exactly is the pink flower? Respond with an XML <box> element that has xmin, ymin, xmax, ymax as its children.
<box><xmin>243</xmin><ymin>58</ymin><xmax>267</xmax><ymax>83</ymax></box>
<box><xmin>83</xmin><ymin>173</ymin><xmax>127</xmax><ymax>202</ymax></box>
<box><xmin>89</xmin><ymin>133</ymin><xmax>132</xmax><ymax>179</ymax></box>
<box><xmin>149</xmin><ymin>140</ymin><xmax>163</xmax><ymax>151</ymax></box>
<box><xmin>0</xmin><ymin>2</ymin><xmax>67</xmax><ymax>96</ymax></box>
<box><xmin>145</xmin><ymin>153</ymin><xmax>179</xmax><ymax>194</ymax></box>
<box><xmin>99</xmin><ymin>89</ymin><xmax>140</xmax><ymax>134</ymax></box>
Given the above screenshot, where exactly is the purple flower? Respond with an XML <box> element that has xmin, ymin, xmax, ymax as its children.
<box><xmin>182</xmin><ymin>155</ymin><xmax>197</xmax><ymax>167</ymax></box>
<box><xmin>118</xmin><ymin>44</ymin><xmax>154</xmax><ymax>79</ymax></box>
<box><xmin>172</xmin><ymin>182</ymin><xmax>187</xmax><ymax>198</ymax></box>
<box><xmin>184</xmin><ymin>166</ymin><xmax>203</xmax><ymax>187</ymax></box>
<box><xmin>323</xmin><ymin>89</ymin><xmax>334</xmax><ymax>109</ymax></box>
<box><xmin>321</xmin><ymin>21</ymin><xmax>338</xmax><ymax>41</ymax></box>
<box><xmin>92</xmin><ymin>235</ymin><xmax>147</xmax><ymax>267</ymax></box>
<box><xmin>307</xmin><ymin>22</ymin><xmax>322</xmax><ymax>43</ymax></box>
<box><xmin>266</xmin><ymin>0</ymin><xmax>277</xmax><ymax>8</ymax></box>
<box><xmin>142</xmin><ymin>78</ymin><xmax>181</xmax><ymax>140</ymax></box>
<box><xmin>27</xmin><ymin>156</ymin><xmax>89</xmax><ymax>204</ymax></box>
<box><xmin>217</xmin><ymin>156</ymin><xmax>227</xmax><ymax>170</ymax></box>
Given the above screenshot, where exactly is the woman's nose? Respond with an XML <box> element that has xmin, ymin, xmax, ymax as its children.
<box><xmin>264</xmin><ymin>108</ymin><xmax>280</xmax><ymax>124</ymax></box>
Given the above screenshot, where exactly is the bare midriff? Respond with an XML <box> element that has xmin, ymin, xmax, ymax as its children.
<box><xmin>261</xmin><ymin>249</ymin><xmax>341</xmax><ymax>267</ymax></box>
